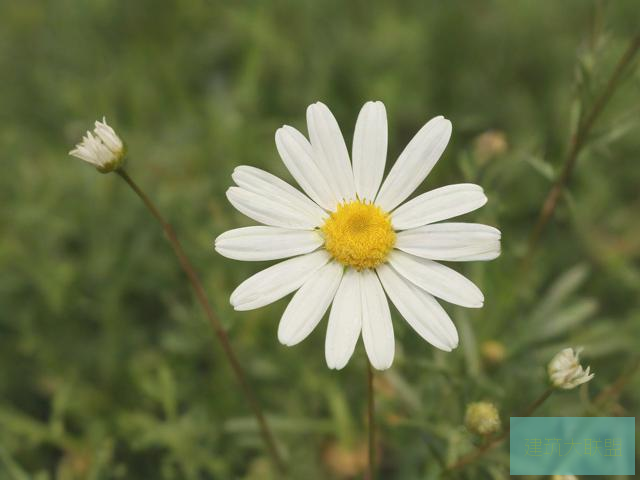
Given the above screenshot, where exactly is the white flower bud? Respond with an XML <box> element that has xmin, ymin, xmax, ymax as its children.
<box><xmin>70</xmin><ymin>117</ymin><xmax>125</xmax><ymax>173</ymax></box>
<box><xmin>548</xmin><ymin>347</ymin><xmax>594</xmax><ymax>390</ymax></box>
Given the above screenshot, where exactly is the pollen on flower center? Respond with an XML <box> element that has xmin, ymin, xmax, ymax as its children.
<box><xmin>321</xmin><ymin>200</ymin><xmax>395</xmax><ymax>270</ymax></box>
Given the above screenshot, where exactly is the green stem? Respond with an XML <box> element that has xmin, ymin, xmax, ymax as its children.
<box><xmin>524</xmin><ymin>33</ymin><xmax>640</xmax><ymax>266</ymax></box>
<box><xmin>592</xmin><ymin>355</ymin><xmax>640</xmax><ymax>408</ymax></box>
<box><xmin>367</xmin><ymin>360</ymin><xmax>376</xmax><ymax>480</ymax></box>
<box><xmin>445</xmin><ymin>387</ymin><xmax>553</xmax><ymax>472</ymax></box>
<box><xmin>116</xmin><ymin>169</ymin><xmax>286</xmax><ymax>474</ymax></box>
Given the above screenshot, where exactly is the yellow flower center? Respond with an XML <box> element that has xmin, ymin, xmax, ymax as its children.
<box><xmin>321</xmin><ymin>200</ymin><xmax>396</xmax><ymax>270</ymax></box>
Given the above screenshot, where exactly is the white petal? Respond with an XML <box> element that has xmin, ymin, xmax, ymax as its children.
<box><xmin>352</xmin><ymin>101</ymin><xmax>387</xmax><ymax>201</ymax></box>
<box><xmin>70</xmin><ymin>131</ymin><xmax>114</xmax><ymax>167</ymax></box>
<box><xmin>226</xmin><ymin>187</ymin><xmax>321</xmax><ymax>229</ymax></box>
<box><xmin>94</xmin><ymin>118</ymin><xmax>123</xmax><ymax>153</ymax></box>
<box><xmin>275</xmin><ymin>126</ymin><xmax>337</xmax><ymax>210</ymax></box>
<box><xmin>360</xmin><ymin>269</ymin><xmax>394</xmax><ymax>370</ymax></box>
<box><xmin>387</xmin><ymin>251</ymin><xmax>484</xmax><ymax>308</ymax></box>
<box><xmin>277</xmin><ymin>261</ymin><xmax>343</xmax><ymax>346</ymax></box>
<box><xmin>232</xmin><ymin>166</ymin><xmax>327</xmax><ymax>226</ymax></box>
<box><xmin>230</xmin><ymin>250</ymin><xmax>330</xmax><ymax>311</ymax></box>
<box><xmin>391</xmin><ymin>184</ymin><xmax>487</xmax><ymax>230</ymax></box>
<box><xmin>215</xmin><ymin>226</ymin><xmax>322</xmax><ymax>261</ymax></box>
<box><xmin>325</xmin><ymin>268</ymin><xmax>362</xmax><ymax>370</ymax></box>
<box><xmin>375</xmin><ymin>116</ymin><xmax>452</xmax><ymax>211</ymax></box>
<box><xmin>70</xmin><ymin>146</ymin><xmax>97</xmax><ymax>165</ymax></box>
<box><xmin>306</xmin><ymin>102</ymin><xmax>356</xmax><ymax>203</ymax></box>
<box><xmin>376</xmin><ymin>263</ymin><xmax>458</xmax><ymax>351</ymax></box>
<box><xmin>395</xmin><ymin>223</ymin><xmax>501</xmax><ymax>261</ymax></box>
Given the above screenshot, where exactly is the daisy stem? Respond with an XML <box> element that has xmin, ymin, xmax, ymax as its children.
<box><xmin>116</xmin><ymin>169</ymin><xmax>286</xmax><ymax>474</ymax></box>
<box><xmin>592</xmin><ymin>355</ymin><xmax>640</xmax><ymax>409</ymax></box>
<box><xmin>367</xmin><ymin>359</ymin><xmax>376</xmax><ymax>480</ymax></box>
<box><xmin>524</xmin><ymin>33</ymin><xmax>640</xmax><ymax>266</ymax></box>
<box><xmin>444</xmin><ymin>387</ymin><xmax>553</xmax><ymax>472</ymax></box>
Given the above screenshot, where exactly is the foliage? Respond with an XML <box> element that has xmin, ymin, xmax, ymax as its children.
<box><xmin>0</xmin><ymin>1</ymin><xmax>638</xmax><ymax>478</ymax></box>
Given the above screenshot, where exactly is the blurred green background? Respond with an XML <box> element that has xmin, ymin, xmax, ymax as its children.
<box><xmin>1</xmin><ymin>1</ymin><xmax>639</xmax><ymax>478</ymax></box>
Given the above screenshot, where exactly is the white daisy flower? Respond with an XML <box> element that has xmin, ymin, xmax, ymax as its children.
<box><xmin>548</xmin><ymin>347</ymin><xmax>594</xmax><ymax>389</ymax></box>
<box><xmin>215</xmin><ymin>101</ymin><xmax>501</xmax><ymax>370</ymax></box>
<box><xmin>70</xmin><ymin>117</ymin><xmax>125</xmax><ymax>173</ymax></box>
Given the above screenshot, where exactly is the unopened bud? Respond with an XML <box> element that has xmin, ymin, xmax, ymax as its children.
<box><xmin>548</xmin><ymin>347</ymin><xmax>594</xmax><ymax>390</ymax></box>
<box><xmin>70</xmin><ymin>117</ymin><xmax>125</xmax><ymax>173</ymax></box>
<box><xmin>481</xmin><ymin>340</ymin><xmax>507</xmax><ymax>366</ymax></box>
<box><xmin>473</xmin><ymin>130</ymin><xmax>507</xmax><ymax>165</ymax></box>
<box><xmin>465</xmin><ymin>401</ymin><xmax>501</xmax><ymax>436</ymax></box>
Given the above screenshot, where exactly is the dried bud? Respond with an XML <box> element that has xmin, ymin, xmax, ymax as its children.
<box><xmin>481</xmin><ymin>340</ymin><xmax>507</xmax><ymax>366</ymax></box>
<box><xmin>70</xmin><ymin>117</ymin><xmax>125</xmax><ymax>173</ymax></box>
<box><xmin>548</xmin><ymin>347</ymin><xmax>594</xmax><ymax>390</ymax></box>
<box><xmin>473</xmin><ymin>130</ymin><xmax>507</xmax><ymax>165</ymax></box>
<box><xmin>322</xmin><ymin>441</ymin><xmax>368</xmax><ymax>478</ymax></box>
<box><xmin>465</xmin><ymin>401</ymin><xmax>501</xmax><ymax>436</ymax></box>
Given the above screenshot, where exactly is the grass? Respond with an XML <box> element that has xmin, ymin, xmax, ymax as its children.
<box><xmin>1</xmin><ymin>1</ymin><xmax>639</xmax><ymax>478</ymax></box>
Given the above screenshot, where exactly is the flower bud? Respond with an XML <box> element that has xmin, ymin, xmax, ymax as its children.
<box><xmin>548</xmin><ymin>347</ymin><xmax>594</xmax><ymax>390</ymax></box>
<box><xmin>464</xmin><ymin>401</ymin><xmax>501</xmax><ymax>436</ymax></box>
<box><xmin>473</xmin><ymin>130</ymin><xmax>507</xmax><ymax>165</ymax></box>
<box><xmin>322</xmin><ymin>440</ymin><xmax>368</xmax><ymax>478</ymax></box>
<box><xmin>480</xmin><ymin>340</ymin><xmax>507</xmax><ymax>366</ymax></box>
<box><xmin>69</xmin><ymin>117</ymin><xmax>125</xmax><ymax>173</ymax></box>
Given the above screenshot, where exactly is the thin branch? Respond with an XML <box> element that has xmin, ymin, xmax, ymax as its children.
<box><xmin>367</xmin><ymin>360</ymin><xmax>376</xmax><ymax>480</ymax></box>
<box><xmin>116</xmin><ymin>169</ymin><xmax>286</xmax><ymax>474</ymax></box>
<box><xmin>524</xmin><ymin>33</ymin><xmax>640</xmax><ymax>263</ymax></box>
<box><xmin>593</xmin><ymin>355</ymin><xmax>640</xmax><ymax>408</ymax></box>
<box><xmin>521</xmin><ymin>387</ymin><xmax>553</xmax><ymax>417</ymax></box>
<box><xmin>445</xmin><ymin>387</ymin><xmax>553</xmax><ymax>472</ymax></box>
